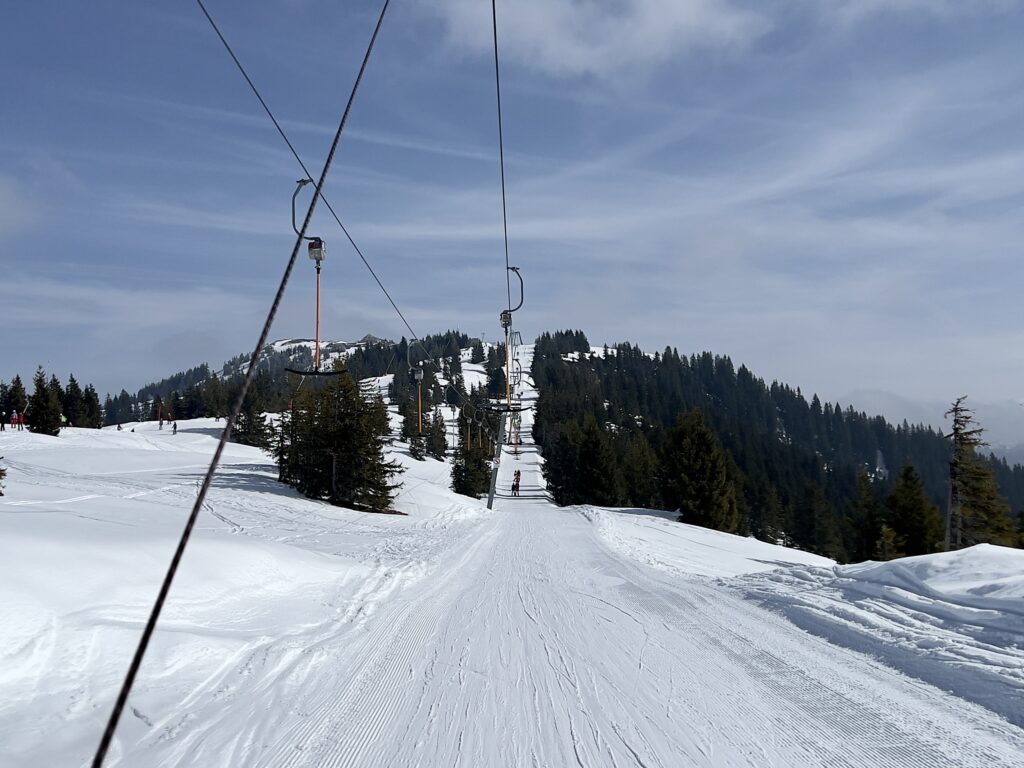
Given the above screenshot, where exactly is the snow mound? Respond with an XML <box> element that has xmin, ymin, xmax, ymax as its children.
<box><xmin>840</xmin><ymin>544</ymin><xmax>1024</xmax><ymax>601</ymax></box>
<box><xmin>584</xmin><ymin>506</ymin><xmax>833</xmax><ymax>578</ymax></box>
<box><xmin>740</xmin><ymin>544</ymin><xmax>1024</xmax><ymax>727</ymax></box>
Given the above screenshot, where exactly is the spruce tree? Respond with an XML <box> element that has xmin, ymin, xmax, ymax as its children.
<box><xmin>621</xmin><ymin>433</ymin><xmax>660</xmax><ymax>509</ymax></box>
<box><xmin>48</xmin><ymin>375</ymin><xmax>65</xmax><ymax>423</ymax></box>
<box><xmin>63</xmin><ymin>374</ymin><xmax>84</xmax><ymax>427</ymax></box>
<box><xmin>28</xmin><ymin>367</ymin><xmax>62</xmax><ymax>436</ymax></box>
<box><xmin>451</xmin><ymin>409</ymin><xmax>491</xmax><ymax>497</ymax></box>
<box><xmin>234</xmin><ymin>381</ymin><xmax>271</xmax><ymax>449</ymax></box>
<box><xmin>875</xmin><ymin>524</ymin><xmax>901</xmax><ymax>560</ymax></box>
<box><xmin>400</xmin><ymin>396</ymin><xmax>426</xmax><ymax>460</ymax></box>
<box><xmin>82</xmin><ymin>385</ymin><xmax>103</xmax><ymax>428</ymax></box>
<box><xmin>661</xmin><ymin>409</ymin><xmax>739</xmax><ymax>532</ymax></box>
<box><xmin>885</xmin><ymin>464</ymin><xmax>943</xmax><ymax>557</ymax></box>
<box><xmin>575</xmin><ymin>420</ymin><xmax>624</xmax><ymax>506</ymax></box>
<box><xmin>849</xmin><ymin>473</ymin><xmax>883</xmax><ymax>562</ymax></box>
<box><xmin>792</xmin><ymin>482</ymin><xmax>845</xmax><ymax>560</ymax></box>
<box><xmin>470</xmin><ymin>340</ymin><xmax>485</xmax><ymax>364</ymax></box>
<box><xmin>945</xmin><ymin>396</ymin><xmax>1016</xmax><ymax>548</ymax></box>
<box><xmin>279</xmin><ymin>372</ymin><xmax>400</xmax><ymax>511</ymax></box>
<box><xmin>6</xmin><ymin>375</ymin><xmax>28</xmax><ymax>416</ymax></box>
<box><xmin>428</xmin><ymin>409</ymin><xmax>447</xmax><ymax>460</ymax></box>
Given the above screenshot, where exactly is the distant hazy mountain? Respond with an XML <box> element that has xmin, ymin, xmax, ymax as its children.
<box><xmin>840</xmin><ymin>389</ymin><xmax>1024</xmax><ymax>462</ymax></box>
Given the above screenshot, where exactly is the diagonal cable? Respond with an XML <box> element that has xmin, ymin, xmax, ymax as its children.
<box><xmin>90</xmin><ymin>2</ymin><xmax>391</xmax><ymax>765</ymax></box>
<box><xmin>490</xmin><ymin>0</ymin><xmax>513</xmax><ymax>313</ymax></box>
<box><xmin>196</xmin><ymin>0</ymin><xmax>417</xmax><ymax>342</ymax></box>
<box><xmin>196</xmin><ymin>0</ymin><xmax>491</xmax><ymax>429</ymax></box>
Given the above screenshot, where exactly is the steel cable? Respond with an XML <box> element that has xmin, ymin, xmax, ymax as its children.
<box><xmin>90</xmin><ymin>2</ymin><xmax>391</xmax><ymax>764</ymax></box>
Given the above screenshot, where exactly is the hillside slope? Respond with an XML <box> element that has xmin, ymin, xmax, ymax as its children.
<box><xmin>1</xmin><ymin>346</ymin><xmax>1022</xmax><ymax>766</ymax></box>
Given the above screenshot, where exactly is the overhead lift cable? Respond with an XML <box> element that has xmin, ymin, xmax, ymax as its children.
<box><xmin>195</xmin><ymin>0</ymin><xmax>496</xmax><ymax>439</ymax></box>
<box><xmin>490</xmin><ymin>0</ymin><xmax>513</xmax><ymax>314</ymax></box>
<box><xmin>196</xmin><ymin>0</ymin><xmax>417</xmax><ymax>343</ymax></box>
<box><xmin>90</xmin><ymin>2</ymin><xmax>392</xmax><ymax>765</ymax></box>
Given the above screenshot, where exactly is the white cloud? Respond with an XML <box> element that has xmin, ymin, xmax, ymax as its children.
<box><xmin>814</xmin><ymin>0</ymin><xmax>1017</xmax><ymax>26</ymax></box>
<box><xmin>424</xmin><ymin>0</ymin><xmax>766</xmax><ymax>77</ymax></box>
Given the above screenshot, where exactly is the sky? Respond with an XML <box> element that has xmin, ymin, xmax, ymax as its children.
<box><xmin>2</xmin><ymin>0</ymin><xmax>1023</xmax><ymax>409</ymax></box>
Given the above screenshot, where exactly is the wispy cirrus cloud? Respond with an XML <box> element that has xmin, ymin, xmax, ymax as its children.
<box><xmin>423</xmin><ymin>0</ymin><xmax>766</xmax><ymax>78</ymax></box>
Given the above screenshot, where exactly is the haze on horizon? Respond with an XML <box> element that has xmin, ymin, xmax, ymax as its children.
<box><xmin>2</xmin><ymin>1</ymin><xmax>1022</xmax><ymax>409</ymax></box>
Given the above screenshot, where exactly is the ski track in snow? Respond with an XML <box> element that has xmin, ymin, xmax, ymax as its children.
<box><xmin>1</xmin><ymin>345</ymin><xmax>1022</xmax><ymax>766</ymax></box>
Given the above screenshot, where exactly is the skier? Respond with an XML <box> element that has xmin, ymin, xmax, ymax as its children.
<box><xmin>17</xmin><ymin>412</ymin><xmax>25</xmax><ymax>431</ymax></box>
<box><xmin>512</xmin><ymin>469</ymin><xmax>521</xmax><ymax>497</ymax></box>
<box><xmin>172</xmin><ymin>422</ymin><xmax>178</xmax><ymax>435</ymax></box>
<box><xmin>1</xmin><ymin>411</ymin><xmax>5</xmax><ymax>431</ymax></box>
<box><xmin>116</xmin><ymin>423</ymin><xmax>123</xmax><ymax>431</ymax></box>
<box><xmin>10</xmin><ymin>411</ymin><xmax>17</xmax><ymax>430</ymax></box>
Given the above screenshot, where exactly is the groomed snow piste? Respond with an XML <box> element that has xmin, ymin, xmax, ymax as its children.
<box><xmin>1</xmin><ymin>344</ymin><xmax>1022</xmax><ymax>766</ymax></box>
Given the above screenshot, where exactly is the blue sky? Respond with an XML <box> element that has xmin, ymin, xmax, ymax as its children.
<box><xmin>2</xmin><ymin>0</ymin><xmax>1023</xmax><ymax>407</ymax></box>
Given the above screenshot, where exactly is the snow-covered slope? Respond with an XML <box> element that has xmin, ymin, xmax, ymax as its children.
<box><xmin>739</xmin><ymin>545</ymin><xmax>1024</xmax><ymax>727</ymax></box>
<box><xmin>585</xmin><ymin>506</ymin><xmax>834</xmax><ymax>577</ymax></box>
<box><xmin>0</xmin><ymin>420</ymin><xmax>491</xmax><ymax>766</ymax></box>
<box><xmin>2</xmin><ymin>348</ymin><xmax>1023</xmax><ymax>766</ymax></box>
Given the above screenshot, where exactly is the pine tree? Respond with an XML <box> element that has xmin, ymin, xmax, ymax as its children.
<box><xmin>6</xmin><ymin>375</ymin><xmax>28</xmax><ymax>417</ymax></box>
<box><xmin>205</xmin><ymin>375</ymin><xmax>227</xmax><ymax>418</ymax></box>
<box><xmin>451</xmin><ymin>409</ymin><xmax>491</xmax><ymax>497</ymax></box>
<box><xmin>621</xmin><ymin>433</ymin><xmax>660</xmax><ymax>509</ymax></box>
<box><xmin>885</xmin><ymin>464</ymin><xmax>943</xmax><ymax>556</ymax></box>
<box><xmin>750</xmin><ymin>481</ymin><xmax>788</xmax><ymax>545</ymax></box>
<box><xmin>28</xmin><ymin>367</ymin><xmax>62</xmax><ymax>436</ymax></box>
<box><xmin>234</xmin><ymin>380</ymin><xmax>271</xmax><ymax>449</ymax></box>
<box><xmin>400</xmin><ymin>394</ymin><xmax>426</xmax><ymax>460</ymax></box>
<box><xmin>278</xmin><ymin>372</ymin><xmax>400</xmax><ymax>511</ymax></box>
<box><xmin>82</xmin><ymin>385</ymin><xmax>103</xmax><ymax>428</ymax></box>
<box><xmin>48</xmin><ymin>375</ymin><xmax>65</xmax><ymax>424</ymax></box>
<box><xmin>849</xmin><ymin>473</ymin><xmax>883</xmax><ymax>562</ymax></box>
<box><xmin>945</xmin><ymin>396</ymin><xmax>1016</xmax><ymax>548</ymax></box>
<box><xmin>661</xmin><ymin>409</ymin><xmax>739</xmax><ymax>532</ymax></box>
<box><xmin>428</xmin><ymin>408</ymin><xmax>447</xmax><ymax>460</ymax></box>
<box><xmin>875</xmin><ymin>524</ymin><xmax>901</xmax><ymax>560</ymax></box>
<box><xmin>575</xmin><ymin>420</ymin><xmax>624</xmax><ymax>506</ymax></box>
<box><xmin>63</xmin><ymin>374</ymin><xmax>84</xmax><ymax>427</ymax></box>
<box><xmin>470</xmin><ymin>340</ymin><xmax>485</xmax><ymax>364</ymax></box>
<box><xmin>792</xmin><ymin>482</ymin><xmax>845</xmax><ymax>560</ymax></box>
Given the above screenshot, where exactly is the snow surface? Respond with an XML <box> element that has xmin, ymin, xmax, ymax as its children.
<box><xmin>1</xmin><ymin>346</ymin><xmax>1023</xmax><ymax>766</ymax></box>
